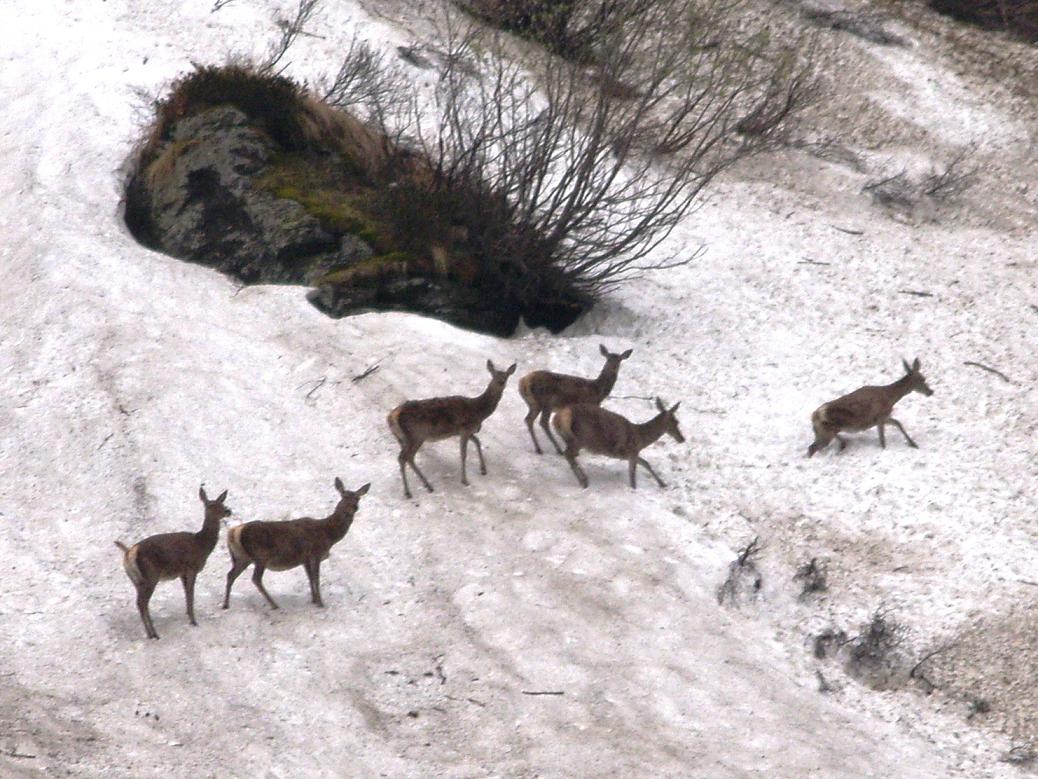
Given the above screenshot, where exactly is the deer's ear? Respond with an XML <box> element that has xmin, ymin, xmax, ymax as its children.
<box><xmin>655</xmin><ymin>397</ymin><xmax>666</xmax><ymax>412</ymax></box>
<box><xmin>486</xmin><ymin>359</ymin><xmax>495</xmax><ymax>374</ymax></box>
<box><xmin>334</xmin><ymin>477</ymin><xmax>346</xmax><ymax>495</ymax></box>
<box><xmin>199</xmin><ymin>485</ymin><xmax>208</xmax><ymax>503</ymax></box>
<box><xmin>670</xmin><ymin>401</ymin><xmax>681</xmax><ymax>413</ymax></box>
<box><xmin>912</xmin><ymin>357</ymin><xmax>921</xmax><ymax>371</ymax></box>
<box><xmin>902</xmin><ymin>358</ymin><xmax>912</xmax><ymax>374</ymax></box>
<box><xmin>621</xmin><ymin>349</ymin><xmax>633</xmax><ymax>359</ymax></box>
<box><xmin>355</xmin><ymin>483</ymin><xmax>371</xmax><ymax>496</ymax></box>
<box><xmin>216</xmin><ymin>490</ymin><xmax>228</xmax><ymax>504</ymax></box>
<box><xmin>506</xmin><ymin>363</ymin><xmax>517</xmax><ymax>375</ymax></box>
<box><xmin>600</xmin><ymin>344</ymin><xmax>609</xmax><ymax>357</ymax></box>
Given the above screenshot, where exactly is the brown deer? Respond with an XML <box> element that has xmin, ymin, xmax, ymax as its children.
<box><xmin>222</xmin><ymin>478</ymin><xmax>370</xmax><ymax>610</ymax></box>
<box><xmin>518</xmin><ymin>344</ymin><xmax>633</xmax><ymax>454</ymax></box>
<box><xmin>114</xmin><ymin>486</ymin><xmax>232</xmax><ymax>640</ymax></box>
<box><xmin>807</xmin><ymin>358</ymin><xmax>934</xmax><ymax>457</ymax></box>
<box><xmin>387</xmin><ymin>360</ymin><xmax>517</xmax><ymax>499</ymax></box>
<box><xmin>552</xmin><ymin>397</ymin><xmax>684</xmax><ymax>489</ymax></box>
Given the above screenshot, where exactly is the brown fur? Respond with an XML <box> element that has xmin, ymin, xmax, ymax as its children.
<box><xmin>518</xmin><ymin>344</ymin><xmax>632</xmax><ymax>455</ymax></box>
<box><xmin>807</xmin><ymin>358</ymin><xmax>934</xmax><ymax>457</ymax></box>
<box><xmin>552</xmin><ymin>398</ymin><xmax>684</xmax><ymax>489</ymax></box>
<box><xmin>114</xmin><ymin>487</ymin><xmax>232</xmax><ymax>640</ymax></box>
<box><xmin>387</xmin><ymin>360</ymin><xmax>516</xmax><ymax>499</ymax></box>
<box><xmin>222</xmin><ymin>479</ymin><xmax>369</xmax><ymax>610</ymax></box>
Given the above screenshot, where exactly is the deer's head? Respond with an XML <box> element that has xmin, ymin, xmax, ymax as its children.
<box><xmin>655</xmin><ymin>397</ymin><xmax>685</xmax><ymax>443</ymax></box>
<box><xmin>901</xmin><ymin>358</ymin><xmax>933</xmax><ymax>396</ymax></box>
<box><xmin>199</xmin><ymin>486</ymin><xmax>233</xmax><ymax>520</ymax></box>
<box><xmin>599</xmin><ymin>343</ymin><xmax>633</xmax><ymax>370</ymax></box>
<box><xmin>486</xmin><ymin>360</ymin><xmax>517</xmax><ymax>391</ymax></box>
<box><xmin>333</xmin><ymin>478</ymin><xmax>371</xmax><ymax>516</ymax></box>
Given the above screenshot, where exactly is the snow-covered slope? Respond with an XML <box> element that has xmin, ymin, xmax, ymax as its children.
<box><xmin>2</xmin><ymin>1</ymin><xmax>1036</xmax><ymax>776</ymax></box>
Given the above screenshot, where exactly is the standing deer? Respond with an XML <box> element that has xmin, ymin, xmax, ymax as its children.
<box><xmin>518</xmin><ymin>344</ymin><xmax>633</xmax><ymax>454</ymax></box>
<box><xmin>552</xmin><ymin>397</ymin><xmax>684</xmax><ymax>489</ymax></box>
<box><xmin>807</xmin><ymin>358</ymin><xmax>934</xmax><ymax>457</ymax></box>
<box><xmin>387</xmin><ymin>360</ymin><xmax>517</xmax><ymax>499</ymax></box>
<box><xmin>114</xmin><ymin>486</ymin><xmax>232</xmax><ymax>640</ymax></box>
<box><xmin>222</xmin><ymin>478</ymin><xmax>370</xmax><ymax>610</ymax></box>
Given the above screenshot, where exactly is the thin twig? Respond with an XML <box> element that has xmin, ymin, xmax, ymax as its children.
<box><xmin>898</xmin><ymin>290</ymin><xmax>933</xmax><ymax>297</ymax></box>
<box><xmin>97</xmin><ymin>432</ymin><xmax>114</xmax><ymax>451</ymax></box>
<box><xmin>830</xmin><ymin>225</ymin><xmax>864</xmax><ymax>235</ymax></box>
<box><xmin>352</xmin><ymin>363</ymin><xmax>380</xmax><ymax>383</ymax></box>
<box><xmin>521</xmin><ymin>690</ymin><xmax>565</xmax><ymax>696</ymax></box>
<box><xmin>909</xmin><ymin>643</ymin><xmax>956</xmax><ymax>680</ymax></box>
<box><xmin>798</xmin><ymin>259</ymin><xmax>830</xmax><ymax>266</ymax></box>
<box><xmin>299</xmin><ymin>377</ymin><xmax>327</xmax><ymax>399</ymax></box>
<box><xmin>963</xmin><ymin>361</ymin><xmax>1011</xmax><ymax>384</ymax></box>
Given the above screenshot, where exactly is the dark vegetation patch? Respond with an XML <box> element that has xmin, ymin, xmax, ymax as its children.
<box><xmin>125</xmin><ymin>1</ymin><xmax>815</xmax><ymax>335</ymax></box>
<box><xmin>930</xmin><ymin>0</ymin><xmax>1038</xmax><ymax>42</ymax></box>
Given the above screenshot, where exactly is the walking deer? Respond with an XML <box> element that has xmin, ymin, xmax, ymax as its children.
<box><xmin>115</xmin><ymin>487</ymin><xmax>232</xmax><ymax>639</ymax></box>
<box><xmin>552</xmin><ymin>397</ymin><xmax>684</xmax><ymax>489</ymax></box>
<box><xmin>518</xmin><ymin>344</ymin><xmax>633</xmax><ymax>454</ymax></box>
<box><xmin>387</xmin><ymin>360</ymin><xmax>517</xmax><ymax>499</ymax></box>
<box><xmin>222</xmin><ymin>478</ymin><xmax>369</xmax><ymax>610</ymax></box>
<box><xmin>807</xmin><ymin>358</ymin><xmax>933</xmax><ymax>457</ymax></box>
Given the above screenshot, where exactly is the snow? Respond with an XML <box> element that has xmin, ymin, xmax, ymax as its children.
<box><xmin>2</xmin><ymin>0</ymin><xmax>1037</xmax><ymax>776</ymax></box>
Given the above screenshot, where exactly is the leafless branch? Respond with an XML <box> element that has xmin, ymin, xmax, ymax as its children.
<box><xmin>257</xmin><ymin>0</ymin><xmax>321</xmax><ymax>76</ymax></box>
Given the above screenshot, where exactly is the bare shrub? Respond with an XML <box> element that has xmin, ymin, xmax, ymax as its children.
<box><xmin>384</xmin><ymin>2</ymin><xmax>816</xmax><ymax>314</ymax></box>
<box><xmin>864</xmin><ymin>145</ymin><xmax>977</xmax><ymax>218</ymax></box>
<box><xmin>717</xmin><ymin>536</ymin><xmax>763</xmax><ymax>606</ymax></box>
<box><xmin>258</xmin><ymin>0</ymin><xmax>321</xmax><ymax>77</ymax></box>
<box><xmin>1001</xmin><ymin>744</ymin><xmax>1038</xmax><ymax>766</ymax></box>
<box><xmin>921</xmin><ymin>143</ymin><xmax>979</xmax><ymax>201</ymax></box>
<box><xmin>793</xmin><ymin>557</ymin><xmax>828</xmax><ymax>599</ymax></box>
<box><xmin>813</xmin><ymin>627</ymin><xmax>848</xmax><ymax>659</ymax></box>
<box><xmin>843</xmin><ymin>609</ymin><xmax>908</xmax><ymax>690</ymax></box>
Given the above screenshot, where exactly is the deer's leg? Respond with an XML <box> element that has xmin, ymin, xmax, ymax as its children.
<box><xmin>404</xmin><ymin>442</ymin><xmax>434</xmax><ymax>494</ymax></box>
<box><xmin>136</xmin><ymin>581</ymin><xmax>158</xmax><ymax>640</ymax></box>
<box><xmin>470</xmin><ymin>433</ymin><xmax>487</xmax><ymax>475</ymax></box>
<box><xmin>877</xmin><ymin>421</ymin><xmax>887</xmax><ymax>449</ymax></box>
<box><xmin>628</xmin><ymin>458</ymin><xmax>638</xmax><ymax>489</ymax></box>
<box><xmin>525</xmin><ymin>406</ymin><xmax>543</xmax><ymax>455</ymax></box>
<box><xmin>836</xmin><ymin>434</ymin><xmax>848</xmax><ymax>452</ymax></box>
<box><xmin>459</xmin><ymin>434</ymin><xmax>471</xmax><ymax>486</ymax></box>
<box><xmin>223</xmin><ymin>556</ymin><xmax>250</xmax><ymax>609</ymax></box>
<box><xmin>251</xmin><ymin>564</ymin><xmax>280</xmax><ymax>610</ymax></box>
<box><xmin>182</xmin><ymin>571</ymin><xmax>198</xmax><ymax>626</ymax></box>
<box><xmin>305</xmin><ymin>558</ymin><xmax>324</xmax><ymax>607</ymax></box>
<box><xmin>540</xmin><ymin>410</ymin><xmax>564</xmax><ymax>454</ymax></box>
<box><xmin>564</xmin><ymin>445</ymin><xmax>589</xmax><ymax>489</ymax></box>
<box><xmin>312</xmin><ymin>559</ymin><xmax>324</xmax><ymax>608</ymax></box>
<box><xmin>637</xmin><ymin>456</ymin><xmax>667</xmax><ymax>488</ymax></box>
<box><xmin>888</xmin><ymin>418</ymin><xmax>918</xmax><ymax>448</ymax></box>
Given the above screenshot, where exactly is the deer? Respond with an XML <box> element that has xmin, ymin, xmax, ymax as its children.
<box><xmin>518</xmin><ymin>344</ymin><xmax>633</xmax><ymax>455</ymax></box>
<box><xmin>387</xmin><ymin>360</ymin><xmax>517</xmax><ymax>499</ymax></box>
<box><xmin>807</xmin><ymin>358</ymin><xmax>934</xmax><ymax>457</ymax></box>
<box><xmin>114</xmin><ymin>486</ymin><xmax>232</xmax><ymax>640</ymax></box>
<box><xmin>222</xmin><ymin>478</ymin><xmax>370</xmax><ymax>610</ymax></box>
<box><xmin>552</xmin><ymin>397</ymin><xmax>684</xmax><ymax>489</ymax></box>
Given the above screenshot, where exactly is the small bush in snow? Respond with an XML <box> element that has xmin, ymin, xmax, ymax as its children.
<box><xmin>793</xmin><ymin>557</ymin><xmax>828</xmax><ymax>599</ymax></box>
<box><xmin>716</xmin><ymin>536</ymin><xmax>763</xmax><ymax>606</ymax></box>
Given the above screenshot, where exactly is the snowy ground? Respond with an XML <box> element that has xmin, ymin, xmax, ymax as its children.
<box><xmin>2</xmin><ymin>0</ymin><xmax>1037</xmax><ymax>776</ymax></box>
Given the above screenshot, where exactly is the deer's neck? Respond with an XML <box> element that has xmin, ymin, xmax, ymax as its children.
<box><xmin>196</xmin><ymin>513</ymin><xmax>221</xmax><ymax>551</ymax></box>
<box><xmin>593</xmin><ymin>361</ymin><xmax>619</xmax><ymax>400</ymax></box>
<box><xmin>887</xmin><ymin>374</ymin><xmax>915</xmax><ymax>403</ymax></box>
<box><xmin>634</xmin><ymin>412</ymin><xmax>669</xmax><ymax>449</ymax></box>
<box><xmin>473</xmin><ymin>382</ymin><xmax>505</xmax><ymax>419</ymax></box>
<box><xmin>323</xmin><ymin>510</ymin><xmax>356</xmax><ymax>543</ymax></box>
